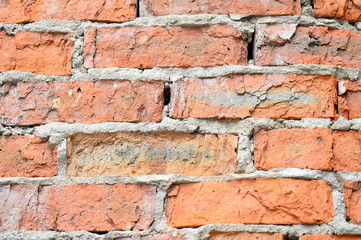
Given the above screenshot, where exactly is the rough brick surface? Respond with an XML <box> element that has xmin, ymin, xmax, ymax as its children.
<box><xmin>83</xmin><ymin>25</ymin><xmax>247</xmax><ymax>69</ymax></box>
<box><xmin>169</xmin><ymin>74</ymin><xmax>336</xmax><ymax>119</ymax></box>
<box><xmin>166</xmin><ymin>179</ymin><xmax>334</xmax><ymax>227</ymax></box>
<box><xmin>207</xmin><ymin>232</ymin><xmax>284</xmax><ymax>240</ymax></box>
<box><xmin>142</xmin><ymin>0</ymin><xmax>300</xmax><ymax>16</ymax></box>
<box><xmin>117</xmin><ymin>233</ymin><xmax>184</xmax><ymax>240</ymax></box>
<box><xmin>0</xmin><ymin>80</ymin><xmax>164</xmax><ymax>126</ymax></box>
<box><xmin>314</xmin><ymin>0</ymin><xmax>361</xmax><ymax>23</ymax></box>
<box><xmin>0</xmin><ymin>0</ymin><xmax>136</xmax><ymax>23</ymax></box>
<box><xmin>67</xmin><ymin>132</ymin><xmax>238</xmax><ymax>177</ymax></box>
<box><xmin>0</xmin><ymin>32</ymin><xmax>74</xmax><ymax>75</ymax></box>
<box><xmin>300</xmin><ymin>235</ymin><xmax>361</xmax><ymax>240</ymax></box>
<box><xmin>344</xmin><ymin>181</ymin><xmax>361</xmax><ymax>224</ymax></box>
<box><xmin>0</xmin><ymin>136</ymin><xmax>57</xmax><ymax>177</ymax></box>
<box><xmin>333</xmin><ymin>131</ymin><xmax>361</xmax><ymax>172</ymax></box>
<box><xmin>254</xmin><ymin>129</ymin><xmax>333</xmax><ymax>170</ymax></box>
<box><xmin>338</xmin><ymin>80</ymin><xmax>361</xmax><ymax>119</ymax></box>
<box><xmin>255</xmin><ymin>24</ymin><xmax>361</xmax><ymax>69</ymax></box>
<box><xmin>0</xmin><ymin>184</ymin><xmax>155</xmax><ymax>231</ymax></box>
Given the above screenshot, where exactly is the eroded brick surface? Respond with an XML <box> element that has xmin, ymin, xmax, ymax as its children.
<box><xmin>254</xmin><ymin>129</ymin><xmax>333</xmax><ymax>170</ymax></box>
<box><xmin>0</xmin><ymin>32</ymin><xmax>74</xmax><ymax>75</ymax></box>
<box><xmin>0</xmin><ymin>0</ymin><xmax>136</xmax><ymax>23</ymax></box>
<box><xmin>117</xmin><ymin>233</ymin><xmax>184</xmax><ymax>240</ymax></box>
<box><xmin>344</xmin><ymin>181</ymin><xmax>361</xmax><ymax>224</ymax></box>
<box><xmin>142</xmin><ymin>0</ymin><xmax>300</xmax><ymax>16</ymax></box>
<box><xmin>0</xmin><ymin>136</ymin><xmax>57</xmax><ymax>177</ymax></box>
<box><xmin>333</xmin><ymin>131</ymin><xmax>361</xmax><ymax>172</ymax></box>
<box><xmin>338</xmin><ymin>80</ymin><xmax>361</xmax><ymax>119</ymax></box>
<box><xmin>0</xmin><ymin>80</ymin><xmax>164</xmax><ymax>125</ymax></box>
<box><xmin>166</xmin><ymin>179</ymin><xmax>334</xmax><ymax>227</ymax></box>
<box><xmin>315</xmin><ymin>0</ymin><xmax>361</xmax><ymax>23</ymax></box>
<box><xmin>66</xmin><ymin>132</ymin><xmax>238</xmax><ymax>177</ymax></box>
<box><xmin>0</xmin><ymin>184</ymin><xmax>156</xmax><ymax>231</ymax></box>
<box><xmin>169</xmin><ymin>74</ymin><xmax>336</xmax><ymax>119</ymax></box>
<box><xmin>83</xmin><ymin>25</ymin><xmax>247</xmax><ymax>69</ymax></box>
<box><xmin>300</xmin><ymin>235</ymin><xmax>361</xmax><ymax>240</ymax></box>
<box><xmin>255</xmin><ymin>24</ymin><xmax>361</xmax><ymax>69</ymax></box>
<box><xmin>207</xmin><ymin>232</ymin><xmax>284</xmax><ymax>240</ymax></box>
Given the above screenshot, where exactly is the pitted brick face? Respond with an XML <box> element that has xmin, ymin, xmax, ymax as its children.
<box><xmin>300</xmin><ymin>235</ymin><xmax>361</xmax><ymax>240</ymax></box>
<box><xmin>169</xmin><ymin>74</ymin><xmax>337</xmax><ymax>119</ymax></box>
<box><xmin>0</xmin><ymin>0</ymin><xmax>136</xmax><ymax>23</ymax></box>
<box><xmin>315</xmin><ymin>0</ymin><xmax>361</xmax><ymax>23</ymax></box>
<box><xmin>142</xmin><ymin>0</ymin><xmax>300</xmax><ymax>16</ymax></box>
<box><xmin>338</xmin><ymin>80</ymin><xmax>361</xmax><ymax>119</ymax></box>
<box><xmin>0</xmin><ymin>32</ymin><xmax>74</xmax><ymax>75</ymax></box>
<box><xmin>344</xmin><ymin>181</ymin><xmax>361</xmax><ymax>224</ymax></box>
<box><xmin>0</xmin><ymin>80</ymin><xmax>164</xmax><ymax>125</ymax></box>
<box><xmin>207</xmin><ymin>232</ymin><xmax>284</xmax><ymax>240</ymax></box>
<box><xmin>83</xmin><ymin>25</ymin><xmax>248</xmax><ymax>69</ymax></box>
<box><xmin>255</xmin><ymin>24</ymin><xmax>361</xmax><ymax>69</ymax></box>
<box><xmin>66</xmin><ymin>132</ymin><xmax>238</xmax><ymax>177</ymax></box>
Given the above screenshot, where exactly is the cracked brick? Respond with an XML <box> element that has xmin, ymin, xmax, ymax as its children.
<box><xmin>315</xmin><ymin>0</ymin><xmax>361</xmax><ymax>23</ymax></box>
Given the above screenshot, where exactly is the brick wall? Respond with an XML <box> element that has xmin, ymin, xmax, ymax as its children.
<box><xmin>1</xmin><ymin>0</ymin><xmax>361</xmax><ymax>239</ymax></box>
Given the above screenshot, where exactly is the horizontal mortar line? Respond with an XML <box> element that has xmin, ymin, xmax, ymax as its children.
<box><xmin>0</xmin><ymin>170</ymin><xmax>359</xmax><ymax>185</ymax></box>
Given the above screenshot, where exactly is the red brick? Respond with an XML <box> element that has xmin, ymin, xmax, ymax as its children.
<box><xmin>0</xmin><ymin>184</ymin><xmax>155</xmax><ymax>231</ymax></box>
<box><xmin>166</xmin><ymin>179</ymin><xmax>334</xmax><ymax>227</ymax></box>
<box><xmin>0</xmin><ymin>136</ymin><xmax>57</xmax><ymax>177</ymax></box>
<box><xmin>255</xmin><ymin>24</ymin><xmax>361</xmax><ymax>69</ymax></box>
<box><xmin>117</xmin><ymin>233</ymin><xmax>184</xmax><ymax>240</ymax></box>
<box><xmin>207</xmin><ymin>232</ymin><xmax>284</xmax><ymax>240</ymax></box>
<box><xmin>338</xmin><ymin>80</ymin><xmax>361</xmax><ymax>119</ymax></box>
<box><xmin>300</xmin><ymin>235</ymin><xmax>361</xmax><ymax>240</ymax></box>
<box><xmin>333</xmin><ymin>131</ymin><xmax>361</xmax><ymax>172</ymax></box>
<box><xmin>0</xmin><ymin>0</ymin><xmax>136</xmax><ymax>23</ymax></box>
<box><xmin>344</xmin><ymin>181</ymin><xmax>361</xmax><ymax>224</ymax></box>
<box><xmin>0</xmin><ymin>80</ymin><xmax>164</xmax><ymax>126</ymax></box>
<box><xmin>67</xmin><ymin>132</ymin><xmax>238</xmax><ymax>177</ymax></box>
<box><xmin>83</xmin><ymin>25</ymin><xmax>247</xmax><ymax>69</ymax></box>
<box><xmin>0</xmin><ymin>32</ymin><xmax>74</xmax><ymax>75</ymax></box>
<box><xmin>142</xmin><ymin>0</ymin><xmax>300</xmax><ymax>16</ymax></box>
<box><xmin>254</xmin><ymin>129</ymin><xmax>333</xmax><ymax>170</ymax></box>
<box><xmin>314</xmin><ymin>0</ymin><xmax>361</xmax><ymax>23</ymax></box>
<box><xmin>169</xmin><ymin>74</ymin><xmax>336</xmax><ymax>119</ymax></box>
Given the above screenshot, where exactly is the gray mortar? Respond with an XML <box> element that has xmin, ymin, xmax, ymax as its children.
<box><xmin>1</xmin><ymin>2</ymin><xmax>361</xmax><ymax>239</ymax></box>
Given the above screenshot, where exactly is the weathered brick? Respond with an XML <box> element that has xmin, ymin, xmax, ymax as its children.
<box><xmin>0</xmin><ymin>136</ymin><xmax>57</xmax><ymax>177</ymax></box>
<box><xmin>300</xmin><ymin>235</ymin><xmax>361</xmax><ymax>240</ymax></box>
<box><xmin>0</xmin><ymin>0</ymin><xmax>136</xmax><ymax>23</ymax></box>
<box><xmin>207</xmin><ymin>232</ymin><xmax>284</xmax><ymax>240</ymax></box>
<box><xmin>67</xmin><ymin>132</ymin><xmax>238</xmax><ymax>177</ymax></box>
<box><xmin>333</xmin><ymin>131</ymin><xmax>361</xmax><ymax>172</ymax></box>
<box><xmin>142</xmin><ymin>0</ymin><xmax>300</xmax><ymax>16</ymax></box>
<box><xmin>117</xmin><ymin>233</ymin><xmax>184</xmax><ymax>240</ymax></box>
<box><xmin>0</xmin><ymin>80</ymin><xmax>164</xmax><ymax>125</ymax></box>
<box><xmin>0</xmin><ymin>184</ymin><xmax>155</xmax><ymax>231</ymax></box>
<box><xmin>314</xmin><ymin>0</ymin><xmax>361</xmax><ymax>23</ymax></box>
<box><xmin>0</xmin><ymin>32</ymin><xmax>74</xmax><ymax>75</ymax></box>
<box><xmin>344</xmin><ymin>181</ymin><xmax>361</xmax><ymax>224</ymax></box>
<box><xmin>83</xmin><ymin>25</ymin><xmax>247</xmax><ymax>69</ymax></box>
<box><xmin>169</xmin><ymin>74</ymin><xmax>336</xmax><ymax>119</ymax></box>
<box><xmin>255</xmin><ymin>24</ymin><xmax>361</xmax><ymax>69</ymax></box>
<box><xmin>338</xmin><ymin>80</ymin><xmax>361</xmax><ymax>119</ymax></box>
<box><xmin>254</xmin><ymin>129</ymin><xmax>333</xmax><ymax>170</ymax></box>
<box><xmin>166</xmin><ymin>179</ymin><xmax>334</xmax><ymax>227</ymax></box>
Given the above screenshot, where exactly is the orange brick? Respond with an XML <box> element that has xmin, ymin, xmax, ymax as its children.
<box><xmin>0</xmin><ymin>0</ymin><xmax>136</xmax><ymax>23</ymax></box>
<box><xmin>333</xmin><ymin>131</ymin><xmax>361</xmax><ymax>172</ymax></box>
<box><xmin>338</xmin><ymin>80</ymin><xmax>361</xmax><ymax>119</ymax></box>
<box><xmin>300</xmin><ymin>235</ymin><xmax>361</xmax><ymax>240</ymax></box>
<box><xmin>83</xmin><ymin>25</ymin><xmax>247</xmax><ymax>69</ymax></box>
<box><xmin>117</xmin><ymin>233</ymin><xmax>184</xmax><ymax>240</ymax></box>
<box><xmin>344</xmin><ymin>181</ymin><xmax>361</xmax><ymax>224</ymax></box>
<box><xmin>0</xmin><ymin>184</ymin><xmax>155</xmax><ymax>231</ymax></box>
<box><xmin>166</xmin><ymin>179</ymin><xmax>334</xmax><ymax>227</ymax></box>
<box><xmin>0</xmin><ymin>80</ymin><xmax>164</xmax><ymax>125</ymax></box>
<box><xmin>254</xmin><ymin>129</ymin><xmax>333</xmax><ymax>170</ymax></box>
<box><xmin>143</xmin><ymin>0</ymin><xmax>300</xmax><ymax>16</ymax></box>
<box><xmin>169</xmin><ymin>74</ymin><xmax>336</xmax><ymax>119</ymax></box>
<box><xmin>0</xmin><ymin>136</ymin><xmax>57</xmax><ymax>177</ymax></box>
<box><xmin>315</xmin><ymin>0</ymin><xmax>361</xmax><ymax>23</ymax></box>
<box><xmin>66</xmin><ymin>132</ymin><xmax>238</xmax><ymax>177</ymax></box>
<box><xmin>255</xmin><ymin>24</ymin><xmax>361</xmax><ymax>69</ymax></box>
<box><xmin>0</xmin><ymin>32</ymin><xmax>74</xmax><ymax>75</ymax></box>
<box><xmin>207</xmin><ymin>232</ymin><xmax>284</xmax><ymax>240</ymax></box>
